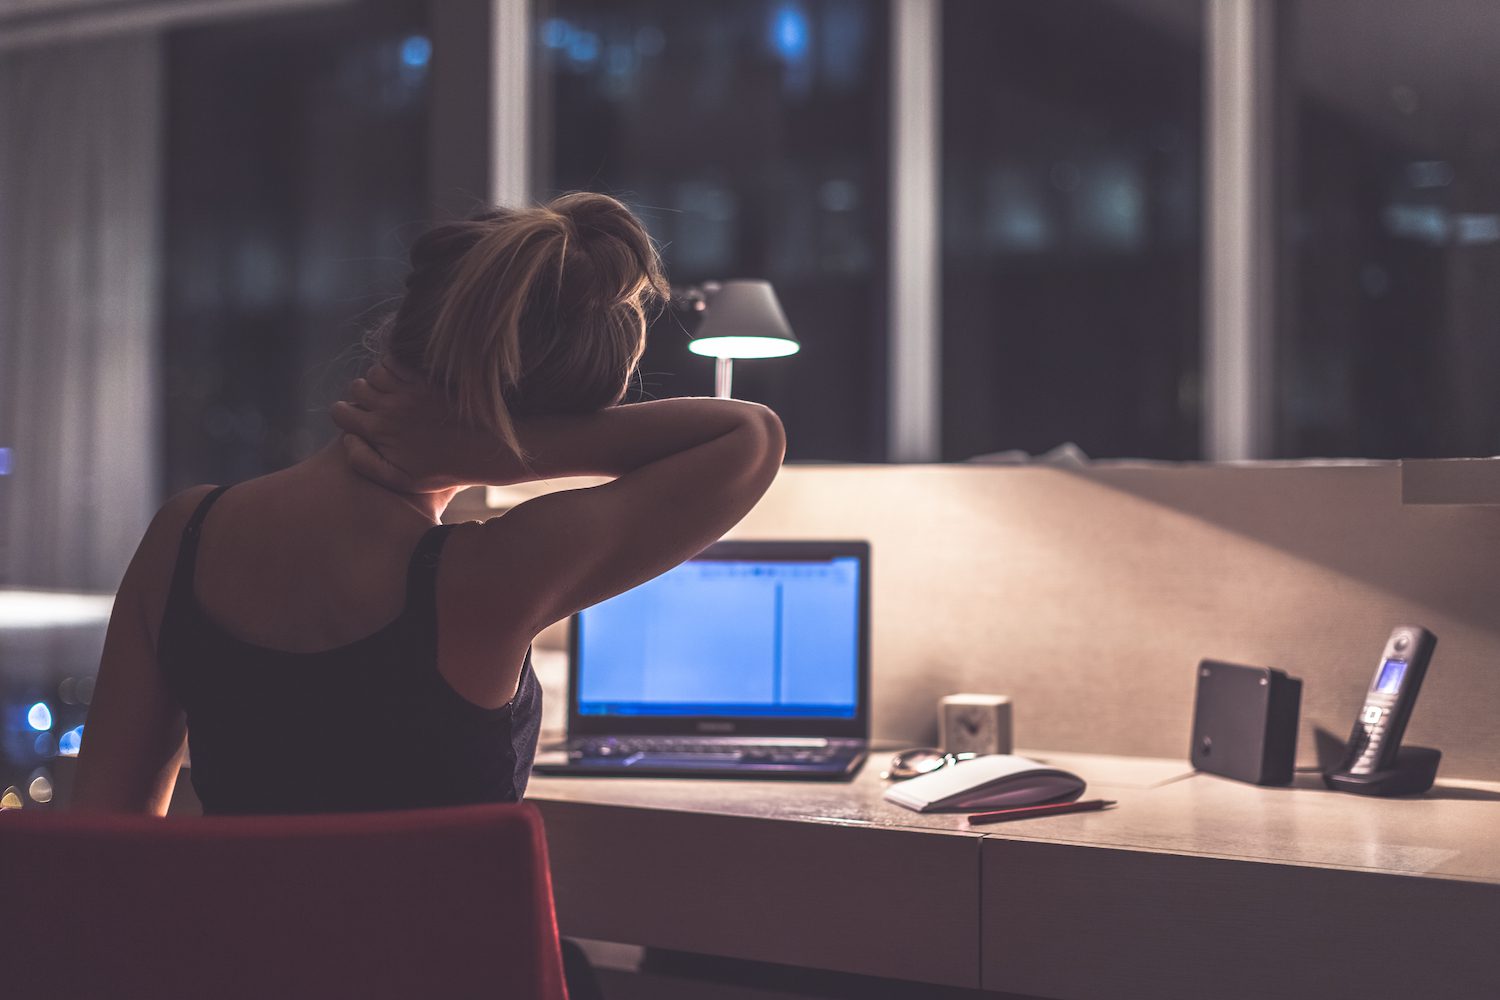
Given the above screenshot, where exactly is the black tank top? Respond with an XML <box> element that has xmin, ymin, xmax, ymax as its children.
<box><xmin>158</xmin><ymin>486</ymin><xmax>541</xmax><ymax>816</ymax></box>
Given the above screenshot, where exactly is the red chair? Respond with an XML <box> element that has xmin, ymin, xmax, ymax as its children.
<box><xmin>0</xmin><ymin>802</ymin><xmax>569</xmax><ymax>999</ymax></box>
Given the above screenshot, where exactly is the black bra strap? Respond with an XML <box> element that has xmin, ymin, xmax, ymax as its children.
<box><xmin>184</xmin><ymin>485</ymin><xmax>230</xmax><ymax>536</ymax></box>
<box><xmin>172</xmin><ymin>485</ymin><xmax>230</xmax><ymax>590</ymax></box>
<box><xmin>404</xmin><ymin>522</ymin><xmax>456</xmax><ymax>638</ymax></box>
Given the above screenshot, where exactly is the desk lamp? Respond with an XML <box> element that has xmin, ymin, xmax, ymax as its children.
<box><xmin>678</xmin><ymin>279</ymin><xmax>799</xmax><ymax>398</ymax></box>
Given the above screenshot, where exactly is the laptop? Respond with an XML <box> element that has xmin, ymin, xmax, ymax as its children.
<box><xmin>533</xmin><ymin>540</ymin><xmax>870</xmax><ymax>780</ymax></box>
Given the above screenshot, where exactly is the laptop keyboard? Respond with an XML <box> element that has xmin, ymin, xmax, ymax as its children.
<box><xmin>571</xmin><ymin>736</ymin><xmax>853</xmax><ymax>765</ymax></box>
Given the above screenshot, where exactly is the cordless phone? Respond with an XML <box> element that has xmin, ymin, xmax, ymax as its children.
<box><xmin>1334</xmin><ymin>626</ymin><xmax>1436</xmax><ymax>777</ymax></box>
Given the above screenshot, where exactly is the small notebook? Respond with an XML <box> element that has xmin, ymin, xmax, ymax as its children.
<box><xmin>883</xmin><ymin>754</ymin><xmax>1086</xmax><ymax>813</ymax></box>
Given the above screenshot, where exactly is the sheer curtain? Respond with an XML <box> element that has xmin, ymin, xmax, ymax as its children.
<box><xmin>0</xmin><ymin>34</ymin><xmax>162</xmax><ymax>592</ymax></box>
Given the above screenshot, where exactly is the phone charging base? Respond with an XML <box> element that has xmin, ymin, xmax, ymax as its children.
<box><xmin>1323</xmin><ymin>745</ymin><xmax>1442</xmax><ymax>797</ymax></box>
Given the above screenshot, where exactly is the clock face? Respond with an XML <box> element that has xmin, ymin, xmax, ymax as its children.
<box><xmin>948</xmin><ymin>706</ymin><xmax>999</xmax><ymax>753</ymax></box>
<box><xmin>959</xmin><ymin>710</ymin><xmax>990</xmax><ymax>740</ymax></box>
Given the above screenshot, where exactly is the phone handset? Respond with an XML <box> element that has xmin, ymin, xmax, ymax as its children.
<box><xmin>1333</xmin><ymin>626</ymin><xmax>1436</xmax><ymax>778</ymax></box>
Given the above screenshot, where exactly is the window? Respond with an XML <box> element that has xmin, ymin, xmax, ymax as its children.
<box><xmin>1276</xmin><ymin>0</ymin><xmax>1500</xmax><ymax>458</ymax></box>
<box><xmin>161</xmin><ymin>0</ymin><xmax>430</xmax><ymax>493</ymax></box>
<box><xmin>940</xmin><ymin>0</ymin><xmax>1203</xmax><ymax>461</ymax></box>
<box><xmin>533</xmin><ymin>0</ymin><xmax>891</xmax><ymax>461</ymax></box>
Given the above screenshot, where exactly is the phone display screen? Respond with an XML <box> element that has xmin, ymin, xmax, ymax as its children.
<box><xmin>1375</xmin><ymin>659</ymin><xmax>1407</xmax><ymax>694</ymax></box>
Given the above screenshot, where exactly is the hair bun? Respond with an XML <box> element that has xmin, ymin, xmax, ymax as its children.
<box><xmin>550</xmin><ymin>191</ymin><xmax>629</xmax><ymax>227</ymax></box>
<box><xmin>376</xmin><ymin>191</ymin><xmax>666</xmax><ymax>457</ymax></box>
<box><xmin>551</xmin><ymin>193</ymin><xmax>663</xmax><ymax>305</ymax></box>
<box><xmin>407</xmin><ymin>215</ymin><xmax>496</xmax><ymax>276</ymax></box>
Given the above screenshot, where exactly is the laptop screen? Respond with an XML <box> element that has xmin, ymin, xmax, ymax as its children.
<box><xmin>571</xmin><ymin>541</ymin><xmax>868</xmax><ymax>733</ymax></box>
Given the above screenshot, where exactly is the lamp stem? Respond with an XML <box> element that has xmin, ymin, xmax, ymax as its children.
<box><xmin>714</xmin><ymin>357</ymin><xmax>734</xmax><ymax>399</ymax></box>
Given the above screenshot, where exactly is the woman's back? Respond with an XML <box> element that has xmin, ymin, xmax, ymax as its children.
<box><xmin>157</xmin><ymin>467</ymin><xmax>542</xmax><ymax>815</ymax></box>
<box><xmin>188</xmin><ymin>451</ymin><xmax>448</xmax><ymax>655</ymax></box>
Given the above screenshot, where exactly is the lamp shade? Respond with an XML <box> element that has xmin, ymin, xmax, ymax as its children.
<box><xmin>686</xmin><ymin>280</ymin><xmax>800</xmax><ymax>359</ymax></box>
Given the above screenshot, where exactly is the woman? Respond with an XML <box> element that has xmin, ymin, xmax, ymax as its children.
<box><xmin>74</xmin><ymin>192</ymin><xmax>785</xmax><ymax>816</ymax></box>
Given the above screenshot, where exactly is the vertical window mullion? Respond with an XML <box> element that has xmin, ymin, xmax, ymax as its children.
<box><xmin>889</xmin><ymin>0</ymin><xmax>941</xmax><ymax>462</ymax></box>
<box><xmin>1204</xmin><ymin>0</ymin><xmax>1275</xmax><ymax>460</ymax></box>
<box><xmin>492</xmin><ymin>0</ymin><xmax>531</xmax><ymax>205</ymax></box>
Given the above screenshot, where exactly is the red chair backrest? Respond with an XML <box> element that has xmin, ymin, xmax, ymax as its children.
<box><xmin>0</xmin><ymin>802</ymin><xmax>568</xmax><ymax>1000</ymax></box>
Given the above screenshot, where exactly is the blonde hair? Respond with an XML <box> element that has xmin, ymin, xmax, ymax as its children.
<box><xmin>375</xmin><ymin>192</ymin><xmax>668</xmax><ymax>456</ymax></box>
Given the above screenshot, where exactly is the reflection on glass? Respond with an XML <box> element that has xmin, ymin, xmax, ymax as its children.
<box><xmin>941</xmin><ymin>0</ymin><xmax>1203</xmax><ymax>461</ymax></box>
<box><xmin>1278</xmin><ymin>0</ymin><xmax>1500</xmax><ymax>457</ymax></box>
<box><xmin>534</xmin><ymin>0</ymin><xmax>890</xmax><ymax>461</ymax></box>
<box><xmin>26</xmin><ymin>702</ymin><xmax>52</xmax><ymax>732</ymax></box>
<box><xmin>29</xmin><ymin>773</ymin><xmax>54</xmax><ymax>804</ymax></box>
<box><xmin>58</xmin><ymin>726</ymin><xmax>84</xmax><ymax>757</ymax></box>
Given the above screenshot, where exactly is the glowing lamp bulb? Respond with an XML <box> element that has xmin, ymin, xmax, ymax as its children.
<box><xmin>688</xmin><ymin>335</ymin><xmax>800</xmax><ymax>360</ymax></box>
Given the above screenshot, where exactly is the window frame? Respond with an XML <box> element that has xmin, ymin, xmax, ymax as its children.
<box><xmin>498</xmin><ymin>0</ymin><xmax>1270</xmax><ymax>462</ymax></box>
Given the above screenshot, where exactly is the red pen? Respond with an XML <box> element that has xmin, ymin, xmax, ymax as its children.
<box><xmin>966</xmin><ymin>798</ymin><xmax>1117</xmax><ymax>825</ymax></box>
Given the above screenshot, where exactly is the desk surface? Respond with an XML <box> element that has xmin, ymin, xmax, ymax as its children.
<box><xmin>530</xmin><ymin>746</ymin><xmax>1500</xmax><ymax>886</ymax></box>
<box><xmin>529</xmin><ymin>749</ymin><xmax>1500</xmax><ymax>998</ymax></box>
<box><xmin>530</xmin><ymin>750</ymin><xmax>1500</xmax><ymax>998</ymax></box>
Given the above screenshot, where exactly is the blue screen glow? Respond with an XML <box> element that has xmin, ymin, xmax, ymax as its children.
<box><xmin>1375</xmin><ymin>659</ymin><xmax>1407</xmax><ymax>694</ymax></box>
<box><xmin>577</xmin><ymin>557</ymin><xmax>860</xmax><ymax>719</ymax></box>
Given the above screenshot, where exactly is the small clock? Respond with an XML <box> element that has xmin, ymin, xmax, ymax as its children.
<box><xmin>939</xmin><ymin>694</ymin><xmax>1013</xmax><ymax>756</ymax></box>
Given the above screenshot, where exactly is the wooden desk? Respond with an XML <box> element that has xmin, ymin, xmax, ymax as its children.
<box><xmin>527</xmin><ymin>750</ymin><xmax>1500</xmax><ymax>999</ymax></box>
<box><xmin>529</xmin><ymin>748</ymin><xmax>988</xmax><ymax>988</ymax></box>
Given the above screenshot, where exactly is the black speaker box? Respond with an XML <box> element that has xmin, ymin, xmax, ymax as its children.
<box><xmin>1190</xmin><ymin>660</ymin><xmax>1302</xmax><ymax>786</ymax></box>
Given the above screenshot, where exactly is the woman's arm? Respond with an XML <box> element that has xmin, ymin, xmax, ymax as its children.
<box><xmin>470</xmin><ymin>396</ymin><xmax>786</xmax><ymax>630</ymax></box>
<box><xmin>72</xmin><ymin>489</ymin><xmax>208</xmax><ymax>815</ymax></box>
<box><xmin>330</xmin><ymin>359</ymin><xmax>777</xmax><ymax>491</ymax></box>
<box><xmin>334</xmin><ymin>365</ymin><xmax>785</xmax><ymax>637</ymax></box>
